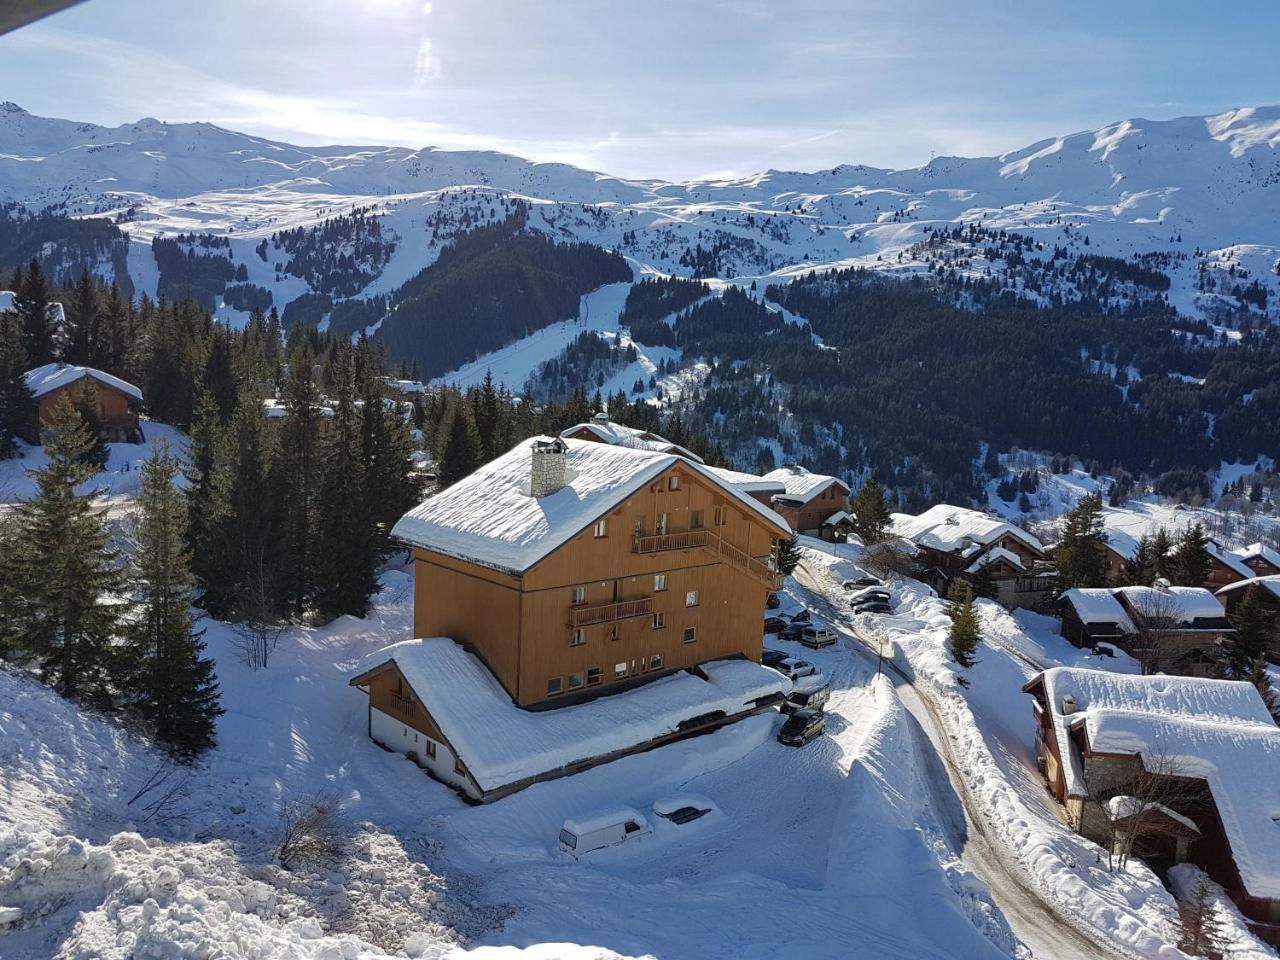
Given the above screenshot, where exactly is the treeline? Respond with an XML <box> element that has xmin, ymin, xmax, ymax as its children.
<box><xmin>152</xmin><ymin>236</ymin><xmax>242</xmax><ymax>312</ymax></box>
<box><xmin>618</xmin><ymin>277</ymin><xmax>707</xmax><ymax>347</ymax></box>
<box><xmin>0</xmin><ymin>202</ymin><xmax>132</xmax><ymax>296</ymax></box>
<box><xmin>376</xmin><ymin>208</ymin><xmax>631</xmax><ymax>378</ymax></box>
<box><xmin>271</xmin><ymin>208</ymin><xmax>394</xmax><ymax>298</ymax></box>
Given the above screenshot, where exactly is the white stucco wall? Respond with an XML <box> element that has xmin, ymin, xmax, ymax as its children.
<box><xmin>369</xmin><ymin>706</ymin><xmax>474</xmax><ymax>796</ymax></box>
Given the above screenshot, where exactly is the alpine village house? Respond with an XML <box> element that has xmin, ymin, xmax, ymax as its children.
<box><xmin>350</xmin><ymin>435</ymin><xmax>794</xmax><ymax>802</ymax></box>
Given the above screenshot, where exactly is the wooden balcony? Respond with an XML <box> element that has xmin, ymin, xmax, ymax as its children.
<box><xmin>389</xmin><ymin>692</ymin><xmax>417</xmax><ymax>718</ymax></box>
<box><xmin>568</xmin><ymin>596</ymin><xmax>654</xmax><ymax>627</ymax></box>
<box><xmin>632</xmin><ymin>530</ymin><xmax>784</xmax><ymax>590</ymax></box>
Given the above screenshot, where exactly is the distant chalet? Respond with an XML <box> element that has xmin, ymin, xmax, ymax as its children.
<box><xmin>351</xmin><ymin>435</ymin><xmax>793</xmax><ymax>801</ymax></box>
<box><xmin>23</xmin><ymin>362</ymin><xmax>145</xmax><ymax>444</ymax></box>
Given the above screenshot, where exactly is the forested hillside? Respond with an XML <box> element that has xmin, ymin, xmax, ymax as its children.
<box><xmin>374</xmin><ymin>208</ymin><xmax>631</xmax><ymax>378</ymax></box>
<box><xmin>0</xmin><ymin>202</ymin><xmax>132</xmax><ymax>295</ymax></box>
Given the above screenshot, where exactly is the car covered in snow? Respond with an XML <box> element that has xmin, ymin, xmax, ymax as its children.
<box><xmin>763</xmin><ymin>616</ymin><xmax>787</xmax><ymax>635</ymax></box>
<box><xmin>848</xmin><ymin>586</ymin><xmax>891</xmax><ymax>604</ymax></box>
<box><xmin>798</xmin><ymin>625</ymin><xmax>837</xmax><ymax>649</ymax></box>
<box><xmin>772</xmin><ymin>657</ymin><xmax>816</xmax><ymax>681</ymax></box>
<box><xmin>841</xmin><ymin>576</ymin><xmax>882</xmax><ymax>590</ymax></box>
<box><xmin>653</xmin><ymin>795</ymin><xmax>718</xmax><ymax>825</ymax></box>
<box><xmin>783</xmin><ymin>676</ymin><xmax>830</xmax><ymax>714</ymax></box>
<box><xmin>789</xmin><ymin>608</ymin><xmax>812</xmax><ymax>623</ymax></box>
<box><xmin>559</xmin><ymin>807</ymin><xmax>652</xmax><ymax>858</ymax></box>
<box><xmin>777</xmin><ymin>708</ymin><xmax>826</xmax><ymax>747</ymax></box>
<box><xmin>853</xmin><ymin>602</ymin><xmax>893</xmax><ymax>615</ymax></box>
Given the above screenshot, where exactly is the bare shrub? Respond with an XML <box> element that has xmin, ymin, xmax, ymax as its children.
<box><xmin>126</xmin><ymin>759</ymin><xmax>192</xmax><ymax>827</ymax></box>
<box><xmin>277</xmin><ymin>791</ymin><xmax>347</xmax><ymax>870</ymax></box>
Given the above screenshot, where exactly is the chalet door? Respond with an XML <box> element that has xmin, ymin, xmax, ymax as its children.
<box><xmin>612</xmin><ymin>579</ymin><xmax>621</xmax><ymax>602</ymax></box>
<box><xmin>657</xmin><ymin>513</ymin><xmax>668</xmax><ymax>536</ymax></box>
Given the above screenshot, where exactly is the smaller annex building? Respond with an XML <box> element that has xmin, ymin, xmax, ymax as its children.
<box><xmin>560</xmin><ymin>412</ymin><xmax>704</xmax><ymax>463</ymax></box>
<box><xmin>23</xmin><ymin>362</ymin><xmax>145</xmax><ymax>444</ymax></box>
<box><xmin>761</xmin><ymin>464</ymin><xmax>850</xmax><ymax>540</ymax></box>
<box><xmin>1023</xmin><ymin>667</ymin><xmax>1280</xmax><ymax>940</ymax></box>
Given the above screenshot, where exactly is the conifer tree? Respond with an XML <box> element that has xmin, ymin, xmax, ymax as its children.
<box><xmin>0</xmin><ymin>395</ymin><xmax>128</xmax><ymax>706</ymax></box>
<box><xmin>1222</xmin><ymin>586</ymin><xmax>1269</xmax><ymax>680</ymax></box>
<box><xmin>128</xmin><ymin>439</ymin><xmax>223</xmax><ymax>759</ymax></box>
<box><xmin>0</xmin><ymin>307</ymin><xmax>32</xmax><ymax>458</ymax></box>
<box><xmin>275</xmin><ymin>356</ymin><xmax>322</xmax><ymax>616</ymax></box>
<box><xmin>67</xmin><ymin>271</ymin><xmax>103</xmax><ymax>367</ymax></box>
<box><xmin>1055</xmin><ymin>492</ymin><xmax>1107</xmax><ymax>590</ymax></box>
<box><xmin>776</xmin><ymin>533</ymin><xmax>802</xmax><ymax>576</ymax></box>
<box><xmin>72</xmin><ymin>381</ymin><xmax>109</xmax><ymax>469</ymax></box>
<box><xmin>948</xmin><ymin>581</ymin><xmax>980</xmax><ymax>681</ymax></box>
<box><xmin>185</xmin><ymin>390</ymin><xmax>223</xmax><ymax>586</ymax></box>
<box><xmin>1176</xmin><ymin>876</ymin><xmax>1228</xmax><ymax>960</ymax></box>
<box><xmin>849</xmin><ymin>478</ymin><xmax>891</xmax><ymax>545</ymax></box>
<box><xmin>102</xmin><ymin>283</ymin><xmax>132</xmax><ymax>376</ymax></box>
<box><xmin>314</xmin><ymin>350</ymin><xmax>379</xmax><ymax>619</ymax></box>
<box><xmin>1150</xmin><ymin>527</ymin><xmax>1175</xmax><ymax>580</ymax></box>
<box><xmin>968</xmin><ymin>560</ymin><xmax>1000</xmax><ymax>601</ymax></box>
<box><xmin>471</xmin><ymin>370</ymin><xmax>506</xmax><ymax>462</ymax></box>
<box><xmin>435</xmin><ymin>397</ymin><xmax>482</xmax><ymax>489</ymax></box>
<box><xmin>15</xmin><ymin>258</ymin><xmax>53</xmax><ymax>366</ymax></box>
<box><xmin>1170</xmin><ymin>523</ymin><xmax>1210</xmax><ymax>587</ymax></box>
<box><xmin>359</xmin><ymin>362</ymin><xmax>420</xmax><ymax>548</ymax></box>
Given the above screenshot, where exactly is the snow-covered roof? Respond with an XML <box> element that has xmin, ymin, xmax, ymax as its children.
<box><xmin>391</xmin><ymin>436</ymin><xmax>791</xmax><ymax>575</ymax></box>
<box><xmin>1232</xmin><ymin>542</ymin><xmax>1280</xmax><ymax>572</ymax></box>
<box><xmin>261</xmin><ymin>398</ymin><xmax>334</xmax><ymax>419</ymax></box>
<box><xmin>560</xmin><ymin>418</ymin><xmax>704</xmax><ymax>464</ymax></box>
<box><xmin>893</xmin><ymin>503</ymin><xmax>1044</xmax><ymax>556</ymax></box>
<box><xmin>381</xmin><ymin>377</ymin><xmax>427</xmax><ymax>395</ymax></box>
<box><xmin>965</xmin><ymin>545</ymin><xmax>1026</xmax><ymax>574</ymax></box>
<box><xmin>0</xmin><ymin>290</ymin><xmax>14</xmax><ymax>313</ymax></box>
<box><xmin>1059</xmin><ymin>588</ymin><xmax>1137</xmax><ymax>634</ymax></box>
<box><xmin>1215</xmin><ymin>575</ymin><xmax>1280</xmax><ymax>602</ymax></box>
<box><xmin>1032</xmin><ymin>666</ymin><xmax>1280</xmax><ymax>898</ymax></box>
<box><xmin>762</xmin><ymin>464</ymin><xmax>849</xmax><ymax>503</ymax></box>
<box><xmin>352</xmin><ymin>638</ymin><xmax>791</xmax><ymax>793</ymax></box>
<box><xmin>1204</xmin><ymin>540</ymin><xmax>1255</xmax><ymax>580</ymax></box>
<box><xmin>703</xmin><ymin>465</ymin><xmax>786</xmax><ymax>496</ymax></box>
<box><xmin>1114</xmin><ymin>585</ymin><xmax>1228</xmax><ymax>626</ymax></box>
<box><xmin>1103</xmin><ymin>796</ymin><xmax>1200</xmax><ymax>834</ymax></box>
<box><xmin>823</xmin><ymin>510</ymin><xmax>852</xmax><ymax>527</ymax></box>
<box><xmin>23</xmin><ymin>362</ymin><xmax>143</xmax><ymax>403</ymax></box>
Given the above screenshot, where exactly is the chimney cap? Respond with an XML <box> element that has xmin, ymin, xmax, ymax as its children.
<box><xmin>592</xmin><ymin>411</ymin><xmax>609</xmax><ymax>423</ymax></box>
<box><xmin>532</xmin><ymin>437</ymin><xmax>568</xmax><ymax>454</ymax></box>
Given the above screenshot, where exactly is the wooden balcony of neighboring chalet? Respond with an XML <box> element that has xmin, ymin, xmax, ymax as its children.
<box><xmin>632</xmin><ymin>530</ymin><xmax>784</xmax><ymax>591</ymax></box>
<box><xmin>389</xmin><ymin>691</ymin><xmax>417</xmax><ymax>718</ymax></box>
<box><xmin>567</xmin><ymin>596</ymin><xmax>654</xmax><ymax>627</ymax></box>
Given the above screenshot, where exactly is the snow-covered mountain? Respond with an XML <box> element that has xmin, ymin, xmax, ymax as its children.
<box><xmin>3</xmin><ymin>100</ymin><xmax>1280</xmax><ymax>344</ymax></box>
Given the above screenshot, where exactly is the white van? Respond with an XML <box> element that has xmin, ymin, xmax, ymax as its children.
<box><xmin>558</xmin><ymin>807</ymin><xmax>651</xmax><ymax>858</ymax></box>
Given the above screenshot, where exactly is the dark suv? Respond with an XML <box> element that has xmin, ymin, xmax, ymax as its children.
<box><xmin>777</xmin><ymin>709</ymin><xmax>826</xmax><ymax>747</ymax></box>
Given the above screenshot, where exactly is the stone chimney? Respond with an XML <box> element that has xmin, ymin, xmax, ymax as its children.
<box><xmin>530</xmin><ymin>437</ymin><xmax>569</xmax><ymax>498</ymax></box>
<box><xmin>592</xmin><ymin>410</ymin><xmax>609</xmax><ymax>424</ymax></box>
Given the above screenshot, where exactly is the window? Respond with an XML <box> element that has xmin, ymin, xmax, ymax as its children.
<box><xmin>714</xmin><ymin>506</ymin><xmax>726</xmax><ymax>526</ymax></box>
<box><xmin>568</xmin><ymin>672</ymin><xmax>583</xmax><ymax>690</ymax></box>
<box><xmin>593</xmin><ymin>518</ymin><xmax>608</xmax><ymax>538</ymax></box>
<box><xmin>634</xmin><ymin>516</ymin><xmax>645</xmax><ymax>536</ymax></box>
<box><xmin>685</xmin><ymin>590</ymin><xmax>698</xmax><ymax>607</ymax></box>
<box><xmin>691</xmin><ymin>510</ymin><xmax>703</xmax><ymax>530</ymax></box>
<box><xmin>684</xmin><ymin>627</ymin><xmax>697</xmax><ymax>644</ymax></box>
<box><xmin>424</xmin><ymin>740</ymin><xmax>436</xmax><ymax>759</ymax></box>
<box><xmin>570</xmin><ymin>628</ymin><xmax>586</xmax><ymax>647</ymax></box>
<box><xmin>649</xmin><ymin>654</ymin><xmax>663</xmax><ymax>670</ymax></box>
<box><xmin>570</xmin><ymin>585</ymin><xmax>587</xmax><ymax>605</ymax></box>
<box><xmin>651</xmin><ymin>612</ymin><xmax>666</xmax><ymax>630</ymax></box>
<box><xmin>668</xmin><ymin>476</ymin><xmax>680</xmax><ymax>491</ymax></box>
<box><xmin>657</xmin><ymin>513</ymin><xmax>668</xmax><ymax>535</ymax></box>
<box><xmin>654</xmin><ymin>573</ymin><xmax>667</xmax><ymax>592</ymax></box>
<box><xmin>614</xmin><ymin>661</ymin><xmax>628</xmax><ymax>679</ymax></box>
<box><xmin>587</xmin><ymin>667</ymin><xmax>602</xmax><ymax>686</ymax></box>
<box><xmin>547</xmin><ymin>676</ymin><xmax>563</xmax><ymax>696</ymax></box>
<box><xmin>608</xmin><ymin>624</ymin><xmax>619</xmax><ymax>642</ymax></box>
<box><xmin>454</xmin><ymin>757</ymin><xmax>466</xmax><ymax>775</ymax></box>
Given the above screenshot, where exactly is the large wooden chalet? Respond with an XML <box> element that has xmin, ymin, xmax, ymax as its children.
<box><xmin>893</xmin><ymin>504</ymin><xmax>1055</xmax><ymax>609</ymax></box>
<box><xmin>560</xmin><ymin>412</ymin><xmax>704</xmax><ymax>463</ymax></box>
<box><xmin>1025</xmin><ymin>668</ymin><xmax>1280</xmax><ymax>943</ymax></box>
<box><xmin>350</xmin><ymin>435</ymin><xmax>793</xmax><ymax>801</ymax></box>
<box><xmin>22</xmin><ymin>362</ymin><xmax>144</xmax><ymax>444</ymax></box>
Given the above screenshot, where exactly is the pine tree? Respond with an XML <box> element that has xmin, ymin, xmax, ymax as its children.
<box><xmin>67</xmin><ymin>271</ymin><xmax>103</xmax><ymax>367</ymax></box>
<box><xmin>1176</xmin><ymin>876</ymin><xmax>1228</xmax><ymax>960</ymax></box>
<box><xmin>72</xmin><ymin>381</ymin><xmax>109</xmax><ymax>469</ymax></box>
<box><xmin>185</xmin><ymin>390</ymin><xmax>224</xmax><ymax>592</ymax></box>
<box><xmin>0</xmin><ymin>306</ymin><xmax>32</xmax><ymax>458</ymax></box>
<box><xmin>849</xmin><ymin>478</ymin><xmax>891</xmax><ymax>545</ymax></box>
<box><xmin>968</xmin><ymin>560</ymin><xmax>1000</xmax><ymax>601</ymax></box>
<box><xmin>1055</xmin><ymin>492</ymin><xmax>1107</xmax><ymax>590</ymax></box>
<box><xmin>471</xmin><ymin>369</ymin><xmax>506</xmax><ymax>461</ymax></box>
<box><xmin>776</xmin><ymin>533</ymin><xmax>802</xmax><ymax>575</ymax></box>
<box><xmin>0</xmin><ymin>394</ymin><xmax>128</xmax><ymax>706</ymax></box>
<box><xmin>275</xmin><ymin>357</ymin><xmax>322</xmax><ymax>616</ymax></box>
<box><xmin>1151</xmin><ymin>527</ymin><xmax>1175</xmax><ymax>581</ymax></box>
<box><xmin>1170</xmin><ymin>523</ymin><xmax>1210</xmax><ymax>587</ymax></box>
<box><xmin>15</xmin><ymin>258</ymin><xmax>53</xmax><ymax>366</ymax></box>
<box><xmin>948</xmin><ymin>581</ymin><xmax>981</xmax><ymax>680</ymax></box>
<box><xmin>359</xmin><ymin>361</ymin><xmax>420</xmax><ymax>549</ymax></box>
<box><xmin>314</xmin><ymin>351</ymin><xmax>380</xmax><ymax>619</ymax></box>
<box><xmin>435</xmin><ymin>397</ymin><xmax>482</xmax><ymax>489</ymax></box>
<box><xmin>128</xmin><ymin>439</ymin><xmax>223</xmax><ymax>759</ymax></box>
<box><xmin>1222</xmin><ymin>586</ymin><xmax>1269</xmax><ymax>679</ymax></box>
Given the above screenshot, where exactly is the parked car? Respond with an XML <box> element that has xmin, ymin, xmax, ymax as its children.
<box><xmin>783</xmin><ymin>677</ymin><xmax>830</xmax><ymax>714</ymax></box>
<box><xmin>559</xmin><ymin>807</ymin><xmax>651</xmax><ymax>858</ymax></box>
<box><xmin>777</xmin><ymin>708</ymin><xmax>826</xmax><ymax>746</ymax></box>
<box><xmin>798</xmin><ymin>625</ymin><xmax>837</xmax><ymax>649</ymax></box>
<box><xmin>763</xmin><ymin>616</ymin><xmax>787</xmax><ymax>635</ymax></box>
<box><xmin>841</xmin><ymin>576</ymin><xmax>882</xmax><ymax>590</ymax></box>
<box><xmin>789</xmin><ymin>609</ymin><xmax>812</xmax><ymax>623</ymax></box>
<box><xmin>766</xmin><ymin>592</ymin><xmax>782</xmax><ymax>609</ymax></box>
<box><xmin>854</xmin><ymin>602</ymin><xmax>893</xmax><ymax>615</ymax></box>
<box><xmin>849</xmin><ymin>586</ymin><xmax>890</xmax><ymax>604</ymax></box>
<box><xmin>761</xmin><ymin>649</ymin><xmax>788</xmax><ymax>669</ymax></box>
<box><xmin>775</xmin><ymin>657</ymin><xmax>816</xmax><ymax>681</ymax></box>
<box><xmin>850</xmin><ymin>593</ymin><xmax>890</xmax><ymax>610</ymax></box>
<box><xmin>779</xmin><ymin>622</ymin><xmax>804</xmax><ymax>643</ymax></box>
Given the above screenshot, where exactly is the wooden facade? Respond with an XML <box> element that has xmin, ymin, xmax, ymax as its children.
<box><xmin>770</xmin><ymin>480</ymin><xmax>849</xmax><ymax>538</ymax></box>
<box><xmin>412</xmin><ymin>458</ymin><xmax>786</xmax><ymax>709</ymax></box>
<box><xmin>29</xmin><ymin>379</ymin><xmax>143</xmax><ymax>444</ymax></box>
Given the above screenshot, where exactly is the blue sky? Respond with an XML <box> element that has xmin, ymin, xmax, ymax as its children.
<box><xmin>3</xmin><ymin>0</ymin><xmax>1278</xmax><ymax>180</ymax></box>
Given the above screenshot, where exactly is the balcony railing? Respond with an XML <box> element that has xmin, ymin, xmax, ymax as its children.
<box><xmin>632</xmin><ymin>529</ymin><xmax>783</xmax><ymax>590</ymax></box>
<box><xmin>389</xmin><ymin>691</ymin><xmax>416</xmax><ymax>718</ymax></box>
<box><xmin>568</xmin><ymin>596</ymin><xmax>654</xmax><ymax>627</ymax></box>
